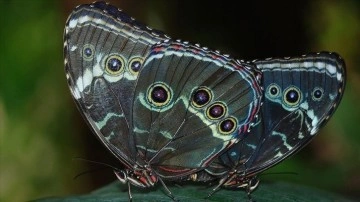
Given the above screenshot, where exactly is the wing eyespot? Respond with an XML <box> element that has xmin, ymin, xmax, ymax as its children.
<box><xmin>267</xmin><ymin>84</ymin><xmax>281</xmax><ymax>98</ymax></box>
<box><xmin>191</xmin><ymin>87</ymin><xmax>212</xmax><ymax>108</ymax></box>
<box><xmin>82</xmin><ymin>44</ymin><xmax>95</xmax><ymax>61</ymax></box>
<box><xmin>147</xmin><ymin>82</ymin><xmax>172</xmax><ymax>108</ymax></box>
<box><xmin>283</xmin><ymin>86</ymin><xmax>302</xmax><ymax>107</ymax></box>
<box><xmin>128</xmin><ymin>57</ymin><xmax>143</xmax><ymax>75</ymax></box>
<box><xmin>218</xmin><ymin>117</ymin><xmax>237</xmax><ymax>135</ymax></box>
<box><xmin>206</xmin><ymin>102</ymin><xmax>227</xmax><ymax>120</ymax></box>
<box><xmin>312</xmin><ymin>87</ymin><xmax>324</xmax><ymax>101</ymax></box>
<box><xmin>104</xmin><ymin>54</ymin><xmax>126</xmax><ymax>75</ymax></box>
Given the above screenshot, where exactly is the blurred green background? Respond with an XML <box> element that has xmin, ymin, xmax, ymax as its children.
<box><xmin>0</xmin><ymin>0</ymin><xmax>359</xmax><ymax>201</ymax></box>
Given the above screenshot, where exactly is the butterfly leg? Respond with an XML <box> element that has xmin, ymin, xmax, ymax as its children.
<box><xmin>206</xmin><ymin>172</ymin><xmax>238</xmax><ymax>199</ymax></box>
<box><xmin>114</xmin><ymin>170</ymin><xmax>133</xmax><ymax>201</ymax></box>
<box><xmin>158</xmin><ymin>177</ymin><xmax>178</xmax><ymax>201</ymax></box>
<box><xmin>127</xmin><ymin>181</ymin><xmax>133</xmax><ymax>202</ymax></box>
<box><xmin>246</xmin><ymin>177</ymin><xmax>259</xmax><ymax>202</ymax></box>
<box><xmin>206</xmin><ymin>182</ymin><xmax>222</xmax><ymax>198</ymax></box>
<box><xmin>247</xmin><ymin>190</ymin><xmax>254</xmax><ymax>202</ymax></box>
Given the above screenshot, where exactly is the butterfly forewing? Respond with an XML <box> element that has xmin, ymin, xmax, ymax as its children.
<box><xmin>64</xmin><ymin>2</ymin><xmax>168</xmax><ymax>168</ymax></box>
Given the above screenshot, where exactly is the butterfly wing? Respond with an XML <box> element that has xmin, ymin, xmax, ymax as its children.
<box><xmin>243</xmin><ymin>52</ymin><xmax>346</xmax><ymax>175</ymax></box>
<box><xmin>64</xmin><ymin>2</ymin><xmax>168</xmax><ymax>168</ymax></box>
<box><xmin>197</xmin><ymin>52</ymin><xmax>346</xmax><ymax>185</ymax></box>
<box><xmin>131</xmin><ymin>41</ymin><xmax>263</xmax><ymax>178</ymax></box>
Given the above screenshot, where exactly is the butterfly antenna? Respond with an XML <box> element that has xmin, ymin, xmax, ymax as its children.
<box><xmin>73</xmin><ymin>167</ymin><xmax>107</xmax><ymax>180</ymax></box>
<box><xmin>72</xmin><ymin>157</ymin><xmax>119</xmax><ymax>170</ymax></box>
<box><xmin>260</xmin><ymin>171</ymin><xmax>298</xmax><ymax>177</ymax></box>
<box><xmin>72</xmin><ymin>157</ymin><xmax>120</xmax><ymax>180</ymax></box>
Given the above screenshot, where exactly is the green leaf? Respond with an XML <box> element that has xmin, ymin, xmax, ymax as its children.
<box><xmin>33</xmin><ymin>181</ymin><xmax>353</xmax><ymax>202</ymax></box>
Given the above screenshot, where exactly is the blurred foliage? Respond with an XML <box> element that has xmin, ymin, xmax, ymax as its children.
<box><xmin>0</xmin><ymin>1</ymin><xmax>93</xmax><ymax>201</ymax></box>
<box><xmin>0</xmin><ymin>0</ymin><xmax>359</xmax><ymax>201</ymax></box>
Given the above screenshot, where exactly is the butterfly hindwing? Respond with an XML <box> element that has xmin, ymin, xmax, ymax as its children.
<box><xmin>132</xmin><ymin>41</ymin><xmax>262</xmax><ymax>177</ymax></box>
<box><xmin>243</xmin><ymin>52</ymin><xmax>346</xmax><ymax>175</ymax></box>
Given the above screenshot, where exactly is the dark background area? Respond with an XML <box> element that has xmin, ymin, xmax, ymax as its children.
<box><xmin>1</xmin><ymin>0</ymin><xmax>359</xmax><ymax>201</ymax></box>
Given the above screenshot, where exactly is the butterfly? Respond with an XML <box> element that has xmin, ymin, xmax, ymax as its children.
<box><xmin>63</xmin><ymin>1</ymin><xmax>262</xmax><ymax>200</ymax></box>
<box><xmin>190</xmin><ymin>52</ymin><xmax>346</xmax><ymax>199</ymax></box>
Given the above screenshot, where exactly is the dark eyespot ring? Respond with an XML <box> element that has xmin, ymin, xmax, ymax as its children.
<box><xmin>218</xmin><ymin>117</ymin><xmax>237</xmax><ymax>135</ymax></box>
<box><xmin>312</xmin><ymin>87</ymin><xmax>324</xmax><ymax>101</ymax></box>
<box><xmin>191</xmin><ymin>87</ymin><xmax>212</xmax><ymax>108</ymax></box>
<box><xmin>266</xmin><ymin>83</ymin><xmax>281</xmax><ymax>98</ymax></box>
<box><xmin>206</xmin><ymin>102</ymin><xmax>227</xmax><ymax>120</ymax></box>
<box><xmin>105</xmin><ymin>54</ymin><xmax>125</xmax><ymax>75</ymax></box>
<box><xmin>82</xmin><ymin>44</ymin><xmax>95</xmax><ymax>61</ymax></box>
<box><xmin>128</xmin><ymin>57</ymin><xmax>143</xmax><ymax>75</ymax></box>
<box><xmin>147</xmin><ymin>82</ymin><xmax>172</xmax><ymax>107</ymax></box>
<box><xmin>283</xmin><ymin>86</ymin><xmax>301</xmax><ymax>107</ymax></box>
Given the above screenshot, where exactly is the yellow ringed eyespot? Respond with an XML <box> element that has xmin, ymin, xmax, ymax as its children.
<box><xmin>147</xmin><ymin>82</ymin><xmax>172</xmax><ymax>107</ymax></box>
<box><xmin>105</xmin><ymin>54</ymin><xmax>125</xmax><ymax>75</ymax></box>
<box><xmin>191</xmin><ymin>87</ymin><xmax>212</xmax><ymax>108</ymax></box>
